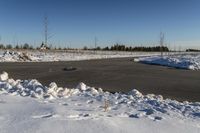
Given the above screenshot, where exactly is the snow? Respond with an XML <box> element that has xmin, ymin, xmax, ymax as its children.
<box><xmin>0</xmin><ymin>72</ymin><xmax>200</xmax><ymax>133</ymax></box>
<box><xmin>0</xmin><ymin>50</ymin><xmax>160</xmax><ymax>62</ymax></box>
<box><xmin>1</xmin><ymin>50</ymin><xmax>200</xmax><ymax>71</ymax></box>
<box><xmin>0</xmin><ymin>72</ymin><xmax>8</xmax><ymax>81</ymax></box>
<box><xmin>134</xmin><ymin>53</ymin><xmax>200</xmax><ymax>70</ymax></box>
<box><xmin>0</xmin><ymin>50</ymin><xmax>40</xmax><ymax>62</ymax></box>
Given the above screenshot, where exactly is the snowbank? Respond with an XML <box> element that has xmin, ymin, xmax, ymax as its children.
<box><xmin>0</xmin><ymin>50</ymin><xmax>160</xmax><ymax>62</ymax></box>
<box><xmin>0</xmin><ymin>50</ymin><xmax>40</xmax><ymax>62</ymax></box>
<box><xmin>0</xmin><ymin>71</ymin><xmax>200</xmax><ymax>133</ymax></box>
<box><xmin>135</xmin><ymin>54</ymin><xmax>200</xmax><ymax>70</ymax></box>
<box><xmin>0</xmin><ymin>72</ymin><xmax>199</xmax><ymax>119</ymax></box>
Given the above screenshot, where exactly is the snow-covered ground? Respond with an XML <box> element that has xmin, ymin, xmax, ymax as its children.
<box><xmin>0</xmin><ymin>72</ymin><xmax>200</xmax><ymax>133</ymax></box>
<box><xmin>0</xmin><ymin>50</ymin><xmax>160</xmax><ymax>62</ymax></box>
<box><xmin>1</xmin><ymin>50</ymin><xmax>200</xmax><ymax>71</ymax></box>
<box><xmin>135</xmin><ymin>53</ymin><xmax>200</xmax><ymax>70</ymax></box>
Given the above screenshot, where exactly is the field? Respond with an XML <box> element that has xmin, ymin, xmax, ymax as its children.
<box><xmin>0</xmin><ymin>49</ymin><xmax>161</xmax><ymax>62</ymax></box>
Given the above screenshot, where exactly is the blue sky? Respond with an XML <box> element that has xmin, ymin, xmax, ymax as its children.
<box><xmin>0</xmin><ymin>0</ymin><xmax>200</xmax><ymax>49</ymax></box>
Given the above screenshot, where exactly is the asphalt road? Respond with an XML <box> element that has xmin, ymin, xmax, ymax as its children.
<box><xmin>0</xmin><ymin>58</ymin><xmax>200</xmax><ymax>102</ymax></box>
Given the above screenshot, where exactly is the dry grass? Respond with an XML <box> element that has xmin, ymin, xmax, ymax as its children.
<box><xmin>104</xmin><ymin>100</ymin><xmax>109</xmax><ymax>112</ymax></box>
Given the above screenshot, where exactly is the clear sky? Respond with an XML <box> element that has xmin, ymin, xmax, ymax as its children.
<box><xmin>0</xmin><ymin>0</ymin><xmax>200</xmax><ymax>49</ymax></box>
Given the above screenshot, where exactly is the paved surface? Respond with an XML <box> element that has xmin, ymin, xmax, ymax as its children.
<box><xmin>0</xmin><ymin>58</ymin><xmax>200</xmax><ymax>102</ymax></box>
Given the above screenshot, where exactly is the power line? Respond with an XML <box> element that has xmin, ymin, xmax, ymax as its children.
<box><xmin>44</xmin><ymin>15</ymin><xmax>48</xmax><ymax>47</ymax></box>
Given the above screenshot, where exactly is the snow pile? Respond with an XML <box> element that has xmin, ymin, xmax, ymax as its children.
<box><xmin>0</xmin><ymin>71</ymin><xmax>200</xmax><ymax>120</ymax></box>
<box><xmin>0</xmin><ymin>72</ymin><xmax>101</xmax><ymax>99</ymax></box>
<box><xmin>135</xmin><ymin>54</ymin><xmax>200</xmax><ymax>70</ymax></box>
<box><xmin>0</xmin><ymin>71</ymin><xmax>200</xmax><ymax>133</ymax></box>
<box><xmin>0</xmin><ymin>71</ymin><xmax>8</xmax><ymax>81</ymax></box>
<box><xmin>0</xmin><ymin>50</ymin><xmax>160</xmax><ymax>62</ymax></box>
<box><xmin>0</xmin><ymin>50</ymin><xmax>39</xmax><ymax>62</ymax></box>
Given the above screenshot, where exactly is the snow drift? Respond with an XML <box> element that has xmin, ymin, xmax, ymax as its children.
<box><xmin>0</xmin><ymin>71</ymin><xmax>199</xmax><ymax>119</ymax></box>
<box><xmin>0</xmin><ymin>71</ymin><xmax>200</xmax><ymax>133</ymax></box>
<box><xmin>135</xmin><ymin>54</ymin><xmax>200</xmax><ymax>70</ymax></box>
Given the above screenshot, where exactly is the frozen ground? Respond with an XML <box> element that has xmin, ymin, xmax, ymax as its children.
<box><xmin>0</xmin><ymin>50</ymin><xmax>160</xmax><ymax>62</ymax></box>
<box><xmin>0</xmin><ymin>72</ymin><xmax>200</xmax><ymax>133</ymax></box>
<box><xmin>135</xmin><ymin>53</ymin><xmax>200</xmax><ymax>70</ymax></box>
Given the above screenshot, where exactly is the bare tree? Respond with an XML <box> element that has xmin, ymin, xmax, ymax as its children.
<box><xmin>160</xmin><ymin>32</ymin><xmax>165</xmax><ymax>57</ymax></box>
<box><xmin>94</xmin><ymin>37</ymin><xmax>98</xmax><ymax>54</ymax></box>
<box><xmin>178</xmin><ymin>45</ymin><xmax>182</xmax><ymax>54</ymax></box>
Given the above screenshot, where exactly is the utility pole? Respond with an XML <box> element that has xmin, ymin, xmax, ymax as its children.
<box><xmin>44</xmin><ymin>15</ymin><xmax>48</xmax><ymax>47</ymax></box>
<box><xmin>168</xmin><ymin>43</ymin><xmax>171</xmax><ymax>56</ymax></box>
<box><xmin>178</xmin><ymin>45</ymin><xmax>182</xmax><ymax>54</ymax></box>
<box><xmin>94</xmin><ymin>37</ymin><xmax>98</xmax><ymax>54</ymax></box>
<box><xmin>0</xmin><ymin>35</ymin><xmax>1</xmax><ymax>44</ymax></box>
<box><xmin>160</xmin><ymin>32</ymin><xmax>164</xmax><ymax>57</ymax></box>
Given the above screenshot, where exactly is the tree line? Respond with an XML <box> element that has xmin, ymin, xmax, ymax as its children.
<box><xmin>84</xmin><ymin>44</ymin><xmax>169</xmax><ymax>52</ymax></box>
<box><xmin>1</xmin><ymin>43</ymin><xmax>190</xmax><ymax>52</ymax></box>
<box><xmin>0</xmin><ymin>42</ymin><xmax>83</xmax><ymax>50</ymax></box>
<box><xmin>186</xmin><ymin>49</ymin><xmax>200</xmax><ymax>52</ymax></box>
<box><xmin>0</xmin><ymin>43</ymin><xmax>34</xmax><ymax>50</ymax></box>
